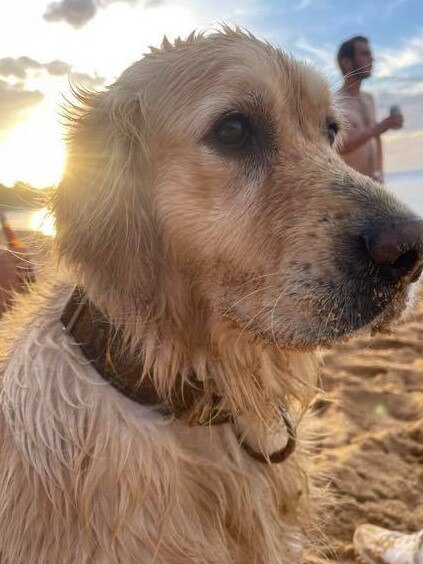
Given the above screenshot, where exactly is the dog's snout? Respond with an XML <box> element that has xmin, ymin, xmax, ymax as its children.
<box><xmin>362</xmin><ymin>219</ymin><xmax>423</xmax><ymax>282</ymax></box>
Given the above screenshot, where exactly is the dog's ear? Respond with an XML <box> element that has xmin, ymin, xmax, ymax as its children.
<box><xmin>54</xmin><ymin>86</ymin><xmax>156</xmax><ymax>309</ymax></box>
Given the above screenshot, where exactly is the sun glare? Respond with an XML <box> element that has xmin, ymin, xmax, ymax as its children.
<box><xmin>0</xmin><ymin>100</ymin><xmax>66</xmax><ymax>188</ymax></box>
<box><xmin>0</xmin><ymin>2</ymin><xmax>198</xmax><ymax>191</ymax></box>
<box><xmin>29</xmin><ymin>207</ymin><xmax>56</xmax><ymax>237</ymax></box>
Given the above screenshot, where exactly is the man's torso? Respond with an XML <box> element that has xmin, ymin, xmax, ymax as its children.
<box><xmin>340</xmin><ymin>91</ymin><xmax>378</xmax><ymax>178</ymax></box>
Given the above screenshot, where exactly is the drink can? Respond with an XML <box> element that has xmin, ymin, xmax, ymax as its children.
<box><xmin>390</xmin><ymin>105</ymin><xmax>401</xmax><ymax>116</ymax></box>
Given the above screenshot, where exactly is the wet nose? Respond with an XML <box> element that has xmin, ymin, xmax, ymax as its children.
<box><xmin>363</xmin><ymin>219</ymin><xmax>423</xmax><ymax>282</ymax></box>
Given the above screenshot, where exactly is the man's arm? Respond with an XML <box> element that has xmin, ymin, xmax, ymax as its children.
<box><xmin>339</xmin><ymin>127</ymin><xmax>375</xmax><ymax>155</ymax></box>
<box><xmin>339</xmin><ymin>114</ymin><xmax>403</xmax><ymax>156</ymax></box>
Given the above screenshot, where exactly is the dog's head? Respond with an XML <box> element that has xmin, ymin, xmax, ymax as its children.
<box><xmin>55</xmin><ymin>28</ymin><xmax>423</xmax><ymax>349</ymax></box>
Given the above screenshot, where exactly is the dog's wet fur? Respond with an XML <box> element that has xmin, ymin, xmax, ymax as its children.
<box><xmin>0</xmin><ymin>28</ymin><xmax>422</xmax><ymax>563</ymax></box>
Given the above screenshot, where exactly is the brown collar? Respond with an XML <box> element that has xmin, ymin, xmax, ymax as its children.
<box><xmin>61</xmin><ymin>286</ymin><xmax>296</xmax><ymax>464</ymax></box>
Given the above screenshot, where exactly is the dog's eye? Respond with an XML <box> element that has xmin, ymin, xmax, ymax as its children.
<box><xmin>204</xmin><ymin>109</ymin><xmax>276</xmax><ymax>173</ymax></box>
<box><xmin>214</xmin><ymin>113</ymin><xmax>254</xmax><ymax>149</ymax></box>
<box><xmin>327</xmin><ymin>121</ymin><xmax>339</xmax><ymax>146</ymax></box>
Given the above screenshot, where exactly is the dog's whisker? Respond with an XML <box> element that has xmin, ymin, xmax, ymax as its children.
<box><xmin>270</xmin><ymin>286</ymin><xmax>289</xmax><ymax>348</ymax></box>
<box><xmin>232</xmin><ymin>271</ymin><xmax>285</xmax><ymax>289</ymax></box>
<box><xmin>235</xmin><ymin>301</ymin><xmax>275</xmax><ymax>345</ymax></box>
<box><xmin>329</xmin><ymin>63</ymin><xmax>375</xmax><ymax>92</ymax></box>
<box><xmin>220</xmin><ymin>283</ymin><xmax>279</xmax><ymax>317</ymax></box>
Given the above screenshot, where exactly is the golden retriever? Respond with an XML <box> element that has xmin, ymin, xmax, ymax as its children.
<box><xmin>0</xmin><ymin>28</ymin><xmax>422</xmax><ymax>563</ymax></box>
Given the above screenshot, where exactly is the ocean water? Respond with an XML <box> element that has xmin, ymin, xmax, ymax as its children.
<box><xmin>385</xmin><ymin>168</ymin><xmax>423</xmax><ymax>217</ymax></box>
<box><xmin>2</xmin><ymin>168</ymin><xmax>423</xmax><ymax>237</ymax></box>
<box><xmin>4</xmin><ymin>207</ymin><xmax>55</xmax><ymax>237</ymax></box>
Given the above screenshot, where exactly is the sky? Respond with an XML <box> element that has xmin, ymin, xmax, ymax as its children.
<box><xmin>0</xmin><ymin>0</ymin><xmax>422</xmax><ymax>187</ymax></box>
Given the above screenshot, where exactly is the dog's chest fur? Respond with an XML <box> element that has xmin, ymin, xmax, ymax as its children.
<box><xmin>0</xmin><ymin>285</ymin><xmax>319</xmax><ymax>563</ymax></box>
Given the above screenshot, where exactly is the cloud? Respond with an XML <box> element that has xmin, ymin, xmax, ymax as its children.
<box><xmin>0</xmin><ymin>57</ymin><xmax>42</xmax><ymax>79</ymax></box>
<box><xmin>43</xmin><ymin>0</ymin><xmax>161</xmax><ymax>28</ymax></box>
<box><xmin>375</xmin><ymin>32</ymin><xmax>423</xmax><ymax>78</ymax></box>
<box><xmin>293</xmin><ymin>38</ymin><xmax>339</xmax><ymax>83</ymax></box>
<box><xmin>0</xmin><ymin>80</ymin><xmax>44</xmax><ymax>131</ymax></box>
<box><xmin>70</xmin><ymin>71</ymin><xmax>105</xmax><ymax>87</ymax></box>
<box><xmin>0</xmin><ymin>56</ymin><xmax>71</xmax><ymax>79</ymax></box>
<box><xmin>45</xmin><ymin>60</ymin><xmax>72</xmax><ymax>76</ymax></box>
<box><xmin>0</xmin><ymin>56</ymin><xmax>105</xmax><ymax>87</ymax></box>
<box><xmin>373</xmin><ymin>75</ymin><xmax>423</xmax><ymax>97</ymax></box>
<box><xmin>376</xmin><ymin>48</ymin><xmax>421</xmax><ymax>78</ymax></box>
<box><xmin>44</xmin><ymin>0</ymin><xmax>97</xmax><ymax>27</ymax></box>
<box><xmin>294</xmin><ymin>0</ymin><xmax>314</xmax><ymax>11</ymax></box>
<box><xmin>387</xmin><ymin>0</ymin><xmax>410</xmax><ymax>12</ymax></box>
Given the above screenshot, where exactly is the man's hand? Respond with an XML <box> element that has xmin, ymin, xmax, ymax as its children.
<box><xmin>374</xmin><ymin>114</ymin><xmax>404</xmax><ymax>136</ymax></box>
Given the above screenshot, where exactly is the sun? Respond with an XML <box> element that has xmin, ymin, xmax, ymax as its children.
<box><xmin>0</xmin><ymin>95</ymin><xmax>66</xmax><ymax>189</ymax></box>
<box><xmin>30</xmin><ymin>207</ymin><xmax>56</xmax><ymax>237</ymax></box>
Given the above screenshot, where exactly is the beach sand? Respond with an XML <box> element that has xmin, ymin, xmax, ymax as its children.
<box><xmin>309</xmin><ymin>287</ymin><xmax>423</xmax><ymax>563</ymax></box>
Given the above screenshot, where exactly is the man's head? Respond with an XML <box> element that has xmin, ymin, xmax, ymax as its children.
<box><xmin>337</xmin><ymin>36</ymin><xmax>373</xmax><ymax>79</ymax></box>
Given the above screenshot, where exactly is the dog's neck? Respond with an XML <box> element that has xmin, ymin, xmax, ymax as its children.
<box><xmin>66</xmin><ymin>279</ymin><xmax>318</xmax><ymax>419</ymax></box>
<box><xmin>61</xmin><ymin>285</ymin><xmax>228</xmax><ymax>423</ymax></box>
<box><xmin>60</xmin><ymin>286</ymin><xmax>321</xmax><ymax>464</ymax></box>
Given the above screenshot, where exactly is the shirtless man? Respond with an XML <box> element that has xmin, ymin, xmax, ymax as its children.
<box><xmin>337</xmin><ymin>36</ymin><xmax>403</xmax><ymax>183</ymax></box>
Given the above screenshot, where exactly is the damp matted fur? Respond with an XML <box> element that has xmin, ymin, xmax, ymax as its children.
<box><xmin>0</xmin><ymin>27</ymin><xmax>416</xmax><ymax>563</ymax></box>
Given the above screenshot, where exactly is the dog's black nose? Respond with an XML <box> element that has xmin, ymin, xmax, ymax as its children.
<box><xmin>363</xmin><ymin>219</ymin><xmax>423</xmax><ymax>282</ymax></box>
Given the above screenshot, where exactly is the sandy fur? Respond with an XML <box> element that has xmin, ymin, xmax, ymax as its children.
<box><xmin>0</xmin><ymin>284</ymin><xmax>321</xmax><ymax>563</ymax></box>
<box><xmin>0</xmin><ymin>28</ymin><xmax>415</xmax><ymax>563</ymax></box>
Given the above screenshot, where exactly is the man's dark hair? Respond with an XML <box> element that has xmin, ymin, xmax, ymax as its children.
<box><xmin>337</xmin><ymin>36</ymin><xmax>369</xmax><ymax>74</ymax></box>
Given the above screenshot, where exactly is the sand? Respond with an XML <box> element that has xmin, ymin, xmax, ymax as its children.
<box><xmin>310</xmin><ymin>289</ymin><xmax>423</xmax><ymax>563</ymax></box>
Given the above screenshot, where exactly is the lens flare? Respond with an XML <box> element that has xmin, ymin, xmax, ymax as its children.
<box><xmin>29</xmin><ymin>208</ymin><xmax>55</xmax><ymax>237</ymax></box>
